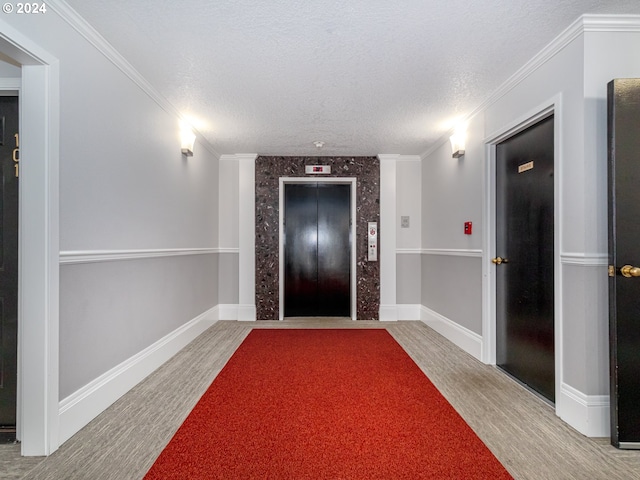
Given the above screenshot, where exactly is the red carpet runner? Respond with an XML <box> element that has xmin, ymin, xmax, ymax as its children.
<box><xmin>145</xmin><ymin>329</ymin><xmax>512</xmax><ymax>479</ymax></box>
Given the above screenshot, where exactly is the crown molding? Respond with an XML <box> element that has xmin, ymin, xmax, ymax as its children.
<box><xmin>421</xmin><ymin>14</ymin><xmax>640</xmax><ymax>160</ymax></box>
<box><xmin>396</xmin><ymin>155</ymin><xmax>422</xmax><ymax>163</ymax></box>
<box><xmin>47</xmin><ymin>0</ymin><xmax>221</xmax><ymax>159</ymax></box>
<box><xmin>582</xmin><ymin>14</ymin><xmax>640</xmax><ymax>32</ymax></box>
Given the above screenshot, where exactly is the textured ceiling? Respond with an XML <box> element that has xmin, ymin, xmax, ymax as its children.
<box><xmin>64</xmin><ymin>0</ymin><xmax>640</xmax><ymax>156</ymax></box>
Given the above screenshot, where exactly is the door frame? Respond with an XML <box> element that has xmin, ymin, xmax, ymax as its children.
<box><xmin>279</xmin><ymin>177</ymin><xmax>357</xmax><ymax>320</ymax></box>
<box><xmin>482</xmin><ymin>95</ymin><xmax>563</xmax><ymax>406</ymax></box>
<box><xmin>0</xmin><ymin>21</ymin><xmax>60</xmax><ymax>456</ymax></box>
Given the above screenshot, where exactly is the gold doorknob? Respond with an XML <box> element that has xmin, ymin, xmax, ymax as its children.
<box><xmin>621</xmin><ymin>265</ymin><xmax>640</xmax><ymax>278</ymax></box>
<box><xmin>492</xmin><ymin>257</ymin><xmax>509</xmax><ymax>265</ymax></box>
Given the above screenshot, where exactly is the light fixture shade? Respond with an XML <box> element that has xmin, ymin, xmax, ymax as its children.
<box><xmin>450</xmin><ymin>129</ymin><xmax>466</xmax><ymax>158</ymax></box>
<box><xmin>181</xmin><ymin>129</ymin><xmax>196</xmax><ymax>157</ymax></box>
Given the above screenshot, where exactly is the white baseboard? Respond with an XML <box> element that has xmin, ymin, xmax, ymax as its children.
<box><xmin>419</xmin><ymin>306</ymin><xmax>482</xmax><ymax>360</ymax></box>
<box><xmin>558</xmin><ymin>383</ymin><xmax>610</xmax><ymax>437</ymax></box>
<box><xmin>379</xmin><ymin>304</ymin><xmax>398</xmax><ymax>321</ymax></box>
<box><xmin>58</xmin><ymin>306</ymin><xmax>219</xmax><ymax>445</ymax></box>
<box><xmin>218</xmin><ymin>304</ymin><xmax>239</xmax><ymax>320</ymax></box>
<box><xmin>396</xmin><ymin>304</ymin><xmax>421</xmax><ymax>321</ymax></box>
<box><xmin>237</xmin><ymin>304</ymin><xmax>256</xmax><ymax>321</ymax></box>
<box><xmin>223</xmin><ymin>303</ymin><xmax>422</xmax><ymax>322</ymax></box>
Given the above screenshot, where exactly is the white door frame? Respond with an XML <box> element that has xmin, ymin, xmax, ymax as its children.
<box><xmin>482</xmin><ymin>95</ymin><xmax>563</xmax><ymax>408</ymax></box>
<box><xmin>279</xmin><ymin>177</ymin><xmax>357</xmax><ymax>320</ymax></box>
<box><xmin>0</xmin><ymin>20</ymin><xmax>60</xmax><ymax>456</ymax></box>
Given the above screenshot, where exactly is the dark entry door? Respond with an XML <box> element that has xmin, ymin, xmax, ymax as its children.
<box><xmin>284</xmin><ymin>183</ymin><xmax>350</xmax><ymax>317</ymax></box>
<box><xmin>496</xmin><ymin>115</ymin><xmax>555</xmax><ymax>403</ymax></box>
<box><xmin>0</xmin><ymin>96</ymin><xmax>19</xmax><ymax>438</ymax></box>
<box><xmin>608</xmin><ymin>79</ymin><xmax>640</xmax><ymax>449</ymax></box>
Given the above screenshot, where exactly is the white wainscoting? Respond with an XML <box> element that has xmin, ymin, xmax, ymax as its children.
<box><xmin>560</xmin><ymin>252</ymin><xmax>608</xmax><ymax>267</ymax></box>
<box><xmin>558</xmin><ymin>383</ymin><xmax>610</xmax><ymax>437</ymax></box>
<box><xmin>60</xmin><ymin>248</ymin><xmax>220</xmax><ymax>265</ymax></box>
<box><xmin>420</xmin><ymin>305</ymin><xmax>483</xmax><ymax>361</ymax></box>
<box><xmin>58</xmin><ymin>306</ymin><xmax>219</xmax><ymax>445</ymax></box>
<box><xmin>218</xmin><ymin>304</ymin><xmax>239</xmax><ymax>320</ymax></box>
<box><xmin>379</xmin><ymin>305</ymin><xmax>398</xmax><ymax>322</ymax></box>
<box><xmin>420</xmin><ymin>248</ymin><xmax>482</xmax><ymax>258</ymax></box>
<box><xmin>396</xmin><ymin>304</ymin><xmax>422</xmax><ymax>321</ymax></box>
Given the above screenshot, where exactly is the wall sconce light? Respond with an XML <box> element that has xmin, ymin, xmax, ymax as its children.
<box><xmin>450</xmin><ymin>127</ymin><xmax>466</xmax><ymax>158</ymax></box>
<box><xmin>181</xmin><ymin>128</ymin><xmax>196</xmax><ymax>157</ymax></box>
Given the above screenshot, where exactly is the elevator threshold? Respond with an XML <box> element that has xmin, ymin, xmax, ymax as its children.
<box><xmin>283</xmin><ymin>316</ymin><xmax>353</xmax><ymax>322</ymax></box>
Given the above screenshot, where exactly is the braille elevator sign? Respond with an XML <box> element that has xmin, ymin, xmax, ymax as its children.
<box><xmin>518</xmin><ymin>161</ymin><xmax>534</xmax><ymax>173</ymax></box>
<box><xmin>305</xmin><ymin>165</ymin><xmax>331</xmax><ymax>174</ymax></box>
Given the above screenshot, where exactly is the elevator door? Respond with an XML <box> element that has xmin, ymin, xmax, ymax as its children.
<box><xmin>284</xmin><ymin>183</ymin><xmax>351</xmax><ymax>317</ymax></box>
<box><xmin>496</xmin><ymin>115</ymin><xmax>555</xmax><ymax>403</ymax></box>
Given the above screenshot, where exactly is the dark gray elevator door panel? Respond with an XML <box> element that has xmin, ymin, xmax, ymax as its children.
<box><xmin>284</xmin><ymin>184</ymin><xmax>350</xmax><ymax>317</ymax></box>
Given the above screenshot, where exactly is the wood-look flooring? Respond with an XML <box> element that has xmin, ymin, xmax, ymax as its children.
<box><xmin>2</xmin><ymin>319</ymin><xmax>639</xmax><ymax>479</ymax></box>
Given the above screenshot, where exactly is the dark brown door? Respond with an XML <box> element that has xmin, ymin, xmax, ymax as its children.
<box><xmin>0</xmin><ymin>96</ymin><xmax>19</xmax><ymax>440</ymax></box>
<box><xmin>496</xmin><ymin>115</ymin><xmax>555</xmax><ymax>403</ymax></box>
<box><xmin>608</xmin><ymin>79</ymin><xmax>640</xmax><ymax>449</ymax></box>
<box><xmin>284</xmin><ymin>183</ymin><xmax>350</xmax><ymax>317</ymax></box>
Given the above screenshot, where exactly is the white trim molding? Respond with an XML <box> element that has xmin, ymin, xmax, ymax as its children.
<box><xmin>396</xmin><ymin>304</ymin><xmax>422</xmax><ymax>321</ymax></box>
<box><xmin>582</xmin><ymin>14</ymin><xmax>640</xmax><ymax>32</ymax></box>
<box><xmin>0</xmin><ymin>78</ymin><xmax>20</xmax><ymax>90</ymax></box>
<box><xmin>396</xmin><ymin>248</ymin><xmax>423</xmax><ymax>255</ymax></box>
<box><xmin>217</xmin><ymin>304</ymin><xmax>239</xmax><ymax>320</ymax></box>
<box><xmin>378</xmin><ymin>155</ymin><xmax>398</xmax><ymax>321</ymax></box>
<box><xmin>560</xmin><ymin>252</ymin><xmax>608</xmax><ymax>267</ymax></box>
<box><xmin>238</xmin><ymin>154</ymin><xmax>258</xmax><ymax>322</ymax></box>
<box><xmin>420</xmin><ymin>306</ymin><xmax>482</xmax><ymax>361</ymax></box>
<box><xmin>59</xmin><ymin>248</ymin><xmax>220</xmax><ymax>265</ymax></box>
<box><xmin>558</xmin><ymin>383</ymin><xmax>610</xmax><ymax>437</ymax></box>
<box><xmin>217</xmin><ymin>247</ymin><xmax>240</xmax><ymax>254</ymax></box>
<box><xmin>396</xmin><ymin>155</ymin><xmax>422</xmax><ymax>163</ymax></box>
<box><xmin>237</xmin><ymin>304</ymin><xmax>257</xmax><ymax>322</ymax></box>
<box><xmin>421</xmin><ymin>248</ymin><xmax>482</xmax><ymax>258</ymax></box>
<box><xmin>482</xmin><ymin>94</ymin><xmax>563</xmax><ymax>381</ymax></box>
<box><xmin>58</xmin><ymin>306</ymin><xmax>218</xmax><ymax>446</ymax></box>
<box><xmin>278</xmin><ymin>177</ymin><xmax>358</xmax><ymax>321</ymax></box>
<box><xmin>0</xmin><ymin>17</ymin><xmax>62</xmax><ymax>456</ymax></box>
<box><xmin>379</xmin><ymin>305</ymin><xmax>398</xmax><ymax>322</ymax></box>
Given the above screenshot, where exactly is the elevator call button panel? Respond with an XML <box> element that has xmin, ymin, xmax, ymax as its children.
<box><xmin>368</xmin><ymin>222</ymin><xmax>378</xmax><ymax>261</ymax></box>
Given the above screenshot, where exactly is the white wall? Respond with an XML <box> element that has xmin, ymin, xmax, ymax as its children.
<box><xmin>6</xmin><ymin>3</ymin><xmax>221</xmax><ymax>451</ymax></box>
<box><xmin>396</xmin><ymin>156</ymin><xmax>421</xmax><ymax>308</ymax></box>
<box><xmin>0</xmin><ymin>58</ymin><xmax>20</xmax><ymax>77</ymax></box>
<box><xmin>420</xmin><ymin>17</ymin><xmax>640</xmax><ymax>437</ymax></box>
<box><xmin>420</xmin><ymin>106</ymin><xmax>484</xmax><ymax>342</ymax></box>
<box><xmin>421</xmin><ymin>129</ymin><xmax>484</xmax><ymax>253</ymax></box>
<box><xmin>218</xmin><ymin>156</ymin><xmax>240</xmax><ymax>307</ymax></box>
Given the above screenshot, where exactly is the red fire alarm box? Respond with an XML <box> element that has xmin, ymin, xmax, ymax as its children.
<box><xmin>464</xmin><ymin>222</ymin><xmax>472</xmax><ymax>235</ymax></box>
